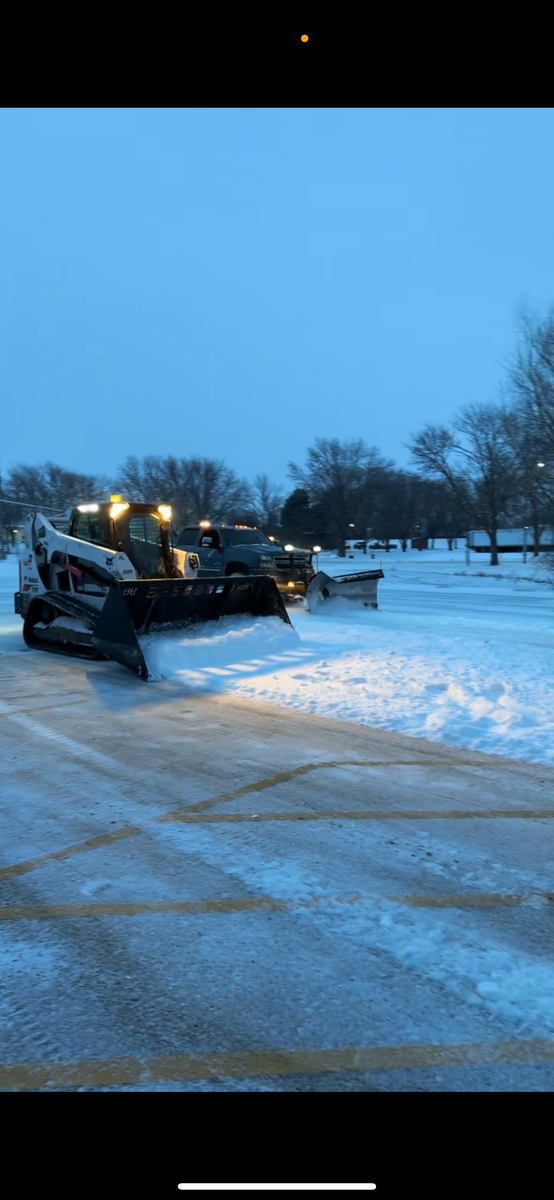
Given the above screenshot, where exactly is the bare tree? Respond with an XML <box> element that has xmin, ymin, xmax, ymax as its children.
<box><xmin>118</xmin><ymin>455</ymin><xmax>189</xmax><ymax>506</ymax></box>
<box><xmin>509</xmin><ymin>306</ymin><xmax>554</xmax><ymax>454</ymax></box>
<box><xmin>3</xmin><ymin>462</ymin><xmax>106</xmax><ymax>525</ymax></box>
<box><xmin>372</xmin><ymin>471</ymin><xmax>426</xmax><ymax>551</ymax></box>
<box><xmin>280</xmin><ymin>487</ymin><xmax>326</xmax><ymax>548</ymax></box>
<box><xmin>502</xmin><ymin>408</ymin><xmax>554</xmax><ymax>554</ymax></box>
<box><xmin>289</xmin><ymin>438</ymin><xmax>393</xmax><ymax>557</ymax></box>
<box><xmin>419</xmin><ymin>478</ymin><xmax>466</xmax><ymax>549</ymax></box>
<box><xmin>118</xmin><ymin>454</ymin><xmax>252</xmax><ymax>528</ymax></box>
<box><xmin>251</xmin><ymin>473</ymin><xmax>284</xmax><ymax>531</ymax></box>
<box><xmin>408</xmin><ymin>403</ymin><xmax>516</xmax><ymax>566</ymax></box>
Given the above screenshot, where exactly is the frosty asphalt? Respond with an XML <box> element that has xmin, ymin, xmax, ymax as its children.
<box><xmin>1</xmin><ymin>640</ymin><xmax>554</xmax><ymax>1091</ymax></box>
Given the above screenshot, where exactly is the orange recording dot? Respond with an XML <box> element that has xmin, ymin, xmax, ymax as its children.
<box><xmin>301</xmin><ymin>34</ymin><xmax>308</xmax><ymax>42</ymax></box>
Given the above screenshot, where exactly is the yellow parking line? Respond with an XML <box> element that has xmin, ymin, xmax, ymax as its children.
<box><xmin>0</xmin><ymin>699</ymin><xmax>87</xmax><ymax>718</ymax></box>
<box><xmin>0</xmin><ymin>896</ymin><xmax>286</xmax><ymax>920</ymax></box>
<box><xmin>158</xmin><ymin>759</ymin><xmax>492</xmax><ymax>820</ymax></box>
<box><xmin>396</xmin><ymin>891</ymin><xmax>554</xmax><ymax>908</ymax></box>
<box><xmin>1</xmin><ymin>889</ymin><xmax>552</xmax><ymax>920</ymax></box>
<box><xmin>0</xmin><ymin>827</ymin><xmax>141</xmax><ymax>882</ymax></box>
<box><xmin>2</xmin><ymin>1037</ymin><xmax>554</xmax><ymax>1089</ymax></box>
<box><xmin>0</xmin><ymin>756</ymin><xmax>544</xmax><ymax>885</ymax></box>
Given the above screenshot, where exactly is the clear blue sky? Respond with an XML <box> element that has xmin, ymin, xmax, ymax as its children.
<box><xmin>2</xmin><ymin>108</ymin><xmax>554</xmax><ymax>490</ymax></box>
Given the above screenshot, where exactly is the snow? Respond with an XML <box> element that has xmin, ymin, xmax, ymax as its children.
<box><xmin>2</xmin><ymin>545</ymin><xmax>554</xmax><ymax>765</ymax></box>
<box><xmin>157</xmin><ymin>817</ymin><xmax>554</xmax><ymax>1036</ymax></box>
<box><xmin>140</xmin><ymin>613</ymin><xmax>301</xmax><ymax>686</ymax></box>
<box><xmin>35</xmin><ymin>616</ymin><xmax>90</xmax><ymax>633</ymax></box>
<box><xmin>141</xmin><ymin>544</ymin><xmax>554</xmax><ymax>766</ymax></box>
<box><xmin>2</xmin><ymin>548</ymin><xmax>554</xmax><ymax>1088</ymax></box>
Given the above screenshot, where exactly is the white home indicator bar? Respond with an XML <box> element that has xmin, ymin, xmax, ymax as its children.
<box><xmin>178</xmin><ymin>1188</ymin><xmax>377</xmax><ymax>1192</ymax></box>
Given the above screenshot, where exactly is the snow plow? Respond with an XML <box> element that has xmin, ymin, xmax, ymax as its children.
<box><xmin>14</xmin><ymin>499</ymin><xmax>292</xmax><ymax>679</ymax></box>
<box><xmin>304</xmin><ymin>567</ymin><xmax>384</xmax><ymax>614</ymax></box>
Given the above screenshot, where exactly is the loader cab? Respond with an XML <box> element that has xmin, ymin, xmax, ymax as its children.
<box><xmin>68</xmin><ymin>500</ymin><xmax>176</xmax><ymax>579</ymax></box>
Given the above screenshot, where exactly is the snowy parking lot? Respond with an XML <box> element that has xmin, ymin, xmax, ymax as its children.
<box><xmin>135</xmin><ymin>543</ymin><xmax>554</xmax><ymax>767</ymax></box>
<box><xmin>1</xmin><ymin>546</ymin><xmax>554</xmax><ymax>1091</ymax></box>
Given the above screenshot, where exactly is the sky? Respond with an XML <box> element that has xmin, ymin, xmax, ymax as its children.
<box><xmin>2</xmin><ymin>107</ymin><xmax>554</xmax><ymax>491</ymax></box>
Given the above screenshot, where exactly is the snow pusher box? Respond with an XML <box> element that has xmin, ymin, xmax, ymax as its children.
<box><xmin>15</xmin><ymin>499</ymin><xmax>292</xmax><ymax>680</ymax></box>
<box><xmin>304</xmin><ymin>567</ymin><xmax>384</xmax><ymax>613</ymax></box>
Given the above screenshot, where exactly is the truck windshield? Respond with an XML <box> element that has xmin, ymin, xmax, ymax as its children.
<box><xmin>225</xmin><ymin>529</ymin><xmax>275</xmax><ymax>546</ymax></box>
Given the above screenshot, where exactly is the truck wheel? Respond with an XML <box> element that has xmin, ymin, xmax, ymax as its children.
<box><xmin>229</xmin><ymin>572</ymin><xmax>247</xmax><ymax>577</ymax></box>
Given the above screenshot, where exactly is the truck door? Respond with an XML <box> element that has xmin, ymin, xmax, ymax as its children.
<box><xmin>199</xmin><ymin>528</ymin><xmax>224</xmax><ymax>572</ymax></box>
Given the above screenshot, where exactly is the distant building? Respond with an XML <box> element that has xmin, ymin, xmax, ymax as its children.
<box><xmin>467</xmin><ymin>528</ymin><xmax>554</xmax><ymax>552</ymax></box>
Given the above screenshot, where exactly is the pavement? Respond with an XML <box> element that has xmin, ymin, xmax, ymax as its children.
<box><xmin>1</xmin><ymin>643</ymin><xmax>554</xmax><ymax>1091</ymax></box>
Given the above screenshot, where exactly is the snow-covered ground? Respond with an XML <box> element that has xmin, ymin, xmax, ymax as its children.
<box><xmin>2</xmin><ymin>546</ymin><xmax>554</xmax><ymax>1091</ymax></box>
<box><xmin>228</xmin><ymin>544</ymin><xmax>554</xmax><ymax>766</ymax></box>
<box><xmin>2</xmin><ymin>542</ymin><xmax>553</xmax><ymax>766</ymax></box>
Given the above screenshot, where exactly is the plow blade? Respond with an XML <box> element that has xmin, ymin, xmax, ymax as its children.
<box><xmin>92</xmin><ymin>576</ymin><xmax>292</xmax><ymax>679</ymax></box>
<box><xmin>304</xmin><ymin>569</ymin><xmax>384</xmax><ymax>614</ymax></box>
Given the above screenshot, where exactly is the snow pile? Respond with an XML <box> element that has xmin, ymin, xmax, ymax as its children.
<box><xmin>231</xmin><ymin>622</ymin><xmax>554</xmax><ymax>764</ymax></box>
<box><xmin>140</xmin><ymin>614</ymin><xmax>301</xmax><ymax>688</ymax></box>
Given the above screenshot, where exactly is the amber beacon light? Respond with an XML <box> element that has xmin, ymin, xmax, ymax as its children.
<box><xmin>301</xmin><ymin>34</ymin><xmax>309</xmax><ymax>41</ymax></box>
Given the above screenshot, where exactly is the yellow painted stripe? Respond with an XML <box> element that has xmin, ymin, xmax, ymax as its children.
<box><xmin>1</xmin><ymin>754</ymin><xmax>547</xmax><ymax>886</ymax></box>
<box><xmin>0</xmin><ymin>699</ymin><xmax>87</xmax><ymax>718</ymax></box>
<box><xmin>1</xmin><ymin>889</ymin><xmax>552</xmax><ymax>920</ymax></box>
<box><xmin>2</xmin><ymin>802</ymin><xmax>549</xmax><ymax>884</ymax></box>
<box><xmin>0</xmin><ymin>896</ymin><xmax>286</xmax><ymax>920</ymax></box>
<box><xmin>2</xmin><ymin>1038</ymin><xmax>554</xmax><ymax>1089</ymax></box>
<box><xmin>0</xmin><ymin>827</ymin><xmax>141</xmax><ymax>882</ymax></box>
<box><xmin>159</xmin><ymin>759</ymin><xmax>498</xmax><ymax>820</ymax></box>
<box><xmin>396</xmin><ymin>891</ymin><xmax>554</xmax><ymax>908</ymax></box>
<box><xmin>0</xmin><ymin>758</ymin><xmax>490</xmax><ymax>883</ymax></box>
<box><xmin>170</xmin><ymin>808</ymin><xmax>554</xmax><ymax>824</ymax></box>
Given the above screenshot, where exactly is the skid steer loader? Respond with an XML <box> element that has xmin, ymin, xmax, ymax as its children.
<box><xmin>14</xmin><ymin>497</ymin><xmax>292</xmax><ymax>679</ymax></box>
<box><xmin>304</xmin><ymin>567</ymin><xmax>384</xmax><ymax>613</ymax></box>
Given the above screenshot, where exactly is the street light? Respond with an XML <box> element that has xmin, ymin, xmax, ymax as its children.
<box><xmin>523</xmin><ymin>525</ymin><xmax>530</xmax><ymax>564</ymax></box>
<box><xmin>313</xmin><ymin>545</ymin><xmax>321</xmax><ymax>569</ymax></box>
<box><xmin>537</xmin><ymin>461</ymin><xmax>545</xmax><ymax>468</ymax></box>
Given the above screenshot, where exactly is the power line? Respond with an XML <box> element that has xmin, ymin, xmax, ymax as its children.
<box><xmin>0</xmin><ymin>495</ymin><xmax>67</xmax><ymax>514</ymax></box>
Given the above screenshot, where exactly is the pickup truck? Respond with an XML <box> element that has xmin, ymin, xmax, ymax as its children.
<box><xmin>175</xmin><ymin>524</ymin><xmax>314</xmax><ymax>597</ymax></box>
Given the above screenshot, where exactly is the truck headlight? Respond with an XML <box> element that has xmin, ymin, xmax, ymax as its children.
<box><xmin>258</xmin><ymin>556</ymin><xmax>275</xmax><ymax>568</ymax></box>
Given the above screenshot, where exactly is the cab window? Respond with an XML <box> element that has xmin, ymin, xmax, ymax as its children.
<box><xmin>200</xmin><ymin>528</ymin><xmax>220</xmax><ymax>548</ymax></box>
<box><xmin>71</xmin><ymin>514</ymin><xmax>112</xmax><ymax>547</ymax></box>
<box><xmin>177</xmin><ymin>527</ymin><xmax>201</xmax><ymax>547</ymax></box>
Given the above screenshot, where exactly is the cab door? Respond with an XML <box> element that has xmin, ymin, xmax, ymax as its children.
<box><xmin>198</xmin><ymin>528</ymin><xmax>224</xmax><ymax>573</ymax></box>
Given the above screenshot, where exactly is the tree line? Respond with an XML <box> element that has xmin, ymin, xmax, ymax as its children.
<box><xmin>2</xmin><ymin>308</ymin><xmax>554</xmax><ymax>563</ymax></box>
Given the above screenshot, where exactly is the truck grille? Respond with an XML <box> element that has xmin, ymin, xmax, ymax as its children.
<box><xmin>273</xmin><ymin>554</ymin><xmax>310</xmax><ymax>571</ymax></box>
